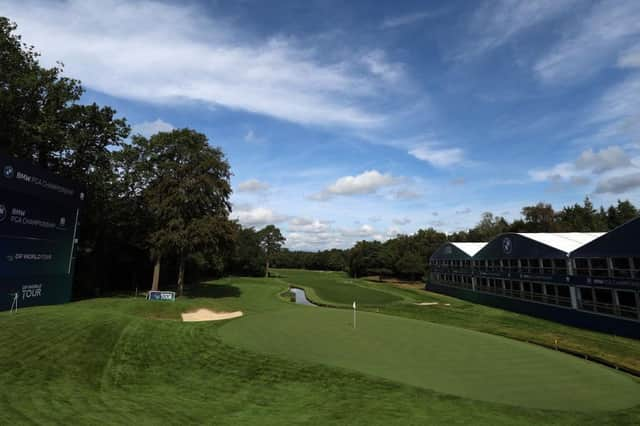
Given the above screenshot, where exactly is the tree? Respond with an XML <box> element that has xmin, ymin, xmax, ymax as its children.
<box><xmin>395</xmin><ymin>251</ymin><xmax>424</xmax><ymax>281</ymax></box>
<box><xmin>131</xmin><ymin>129</ymin><xmax>234</xmax><ymax>296</ymax></box>
<box><xmin>521</xmin><ymin>202</ymin><xmax>556</xmax><ymax>232</ymax></box>
<box><xmin>258</xmin><ymin>225</ymin><xmax>286</xmax><ymax>277</ymax></box>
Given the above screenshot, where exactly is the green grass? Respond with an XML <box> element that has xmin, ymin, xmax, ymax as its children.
<box><xmin>0</xmin><ymin>273</ymin><xmax>639</xmax><ymax>424</ymax></box>
<box><xmin>275</xmin><ymin>269</ymin><xmax>404</xmax><ymax>306</ymax></box>
<box><xmin>219</xmin><ymin>305</ymin><xmax>639</xmax><ymax>411</ymax></box>
<box><xmin>274</xmin><ymin>269</ymin><xmax>640</xmax><ymax>373</ymax></box>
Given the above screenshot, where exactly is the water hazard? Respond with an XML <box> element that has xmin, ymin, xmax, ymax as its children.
<box><xmin>290</xmin><ymin>287</ymin><xmax>317</xmax><ymax>306</ymax></box>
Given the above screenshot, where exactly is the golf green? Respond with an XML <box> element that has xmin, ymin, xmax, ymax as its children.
<box><xmin>219</xmin><ymin>306</ymin><xmax>640</xmax><ymax>412</ymax></box>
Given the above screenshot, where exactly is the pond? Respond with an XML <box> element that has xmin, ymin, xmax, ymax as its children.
<box><xmin>290</xmin><ymin>287</ymin><xmax>317</xmax><ymax>306</ymax></box>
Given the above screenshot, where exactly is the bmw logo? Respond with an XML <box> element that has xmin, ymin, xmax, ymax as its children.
<box><xmin>0</xmin><ymin>204</ymin><xmax>6</xmax><ymax>222</ymax></box>
<box><xmin>3</xmin><ymin>165</ymin><xmax>15</xmax><ymax>179</ymax></box>
<box><xmin>502</xmin><ymin>237</ymin><xmax>513</xmax><ymax>254</ymax></box>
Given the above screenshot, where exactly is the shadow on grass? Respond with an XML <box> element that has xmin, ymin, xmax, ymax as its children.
<box><xmin>189</xmin><ymin>282</ymin><xmax>242</xmax><ymax>299</ymax></box>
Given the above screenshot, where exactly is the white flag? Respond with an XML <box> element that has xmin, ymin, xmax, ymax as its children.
<box><xmin>352</xmin><ymin>301</ymin><xmax>356</xmax><ymax>310</ymax></box>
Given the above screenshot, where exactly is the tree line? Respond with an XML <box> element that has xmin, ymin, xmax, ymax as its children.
<box><xmin>1</xmin><ymin>18</ymin><xmax>285</xmax><ymax>296</ymax></box>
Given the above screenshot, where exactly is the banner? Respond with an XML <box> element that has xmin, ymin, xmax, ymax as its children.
<box><xmin>0</xmin><ymin>153</ymin><xmax>83</xmax><ymax>310</ymax></box>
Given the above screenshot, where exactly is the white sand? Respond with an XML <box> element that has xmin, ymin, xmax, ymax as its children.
<box><xmin>181</xmin><ymin>309</ymin><xmax>243</xmax><ymax>322</ymax></box>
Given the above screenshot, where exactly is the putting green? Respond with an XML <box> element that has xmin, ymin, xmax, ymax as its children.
<box><xmin>219</xmin><ymin>306</ymin><xmax>640</xmax><ymax>412</ymax></box>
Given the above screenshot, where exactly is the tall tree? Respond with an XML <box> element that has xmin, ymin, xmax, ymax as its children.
<box><xmin>131</xmin><ymin>129</ymin><xmax>234</xmax><ymax>296</ymax></box>
<box><xmin>521</xmin><ymin>202</ymin><xmax>556</xmax><ymax>232</ymax></box>
<box><xmin>258</xmin><ymin>225</ymin><xmax>285</xmax><ymax>277</ymax></box>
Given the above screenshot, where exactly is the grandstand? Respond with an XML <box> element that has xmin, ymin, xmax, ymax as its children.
<box><xmin>428</xmin><ymin>218</ymin><xmax>640</xmax><ymax>338</ymax></box>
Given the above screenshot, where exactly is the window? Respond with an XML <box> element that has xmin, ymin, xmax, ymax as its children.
<box><xmin>544</xmin><ymin>284</ymin><xmax>557</xmax><ymax>304</ymax></box>
<box><xmin>532</xmin><ymin>283</ymin><xmax>544</xmax><ymax>301</ymax></box>
<box><xmin>579</xmin><ymin>287</ymin><xmax>595</xmax><ymax>311</ymax></box>
<box><xmin>510</xmin><ymin>259</ymin><xmax>519</xmax><ymax>272</ymax></box>
<box><xmin>612</xmin><ymin>257</ymin><xmax>632</xmax><ymax>278</ymax></box>
<box><xmin>590</xmin><ymin>258</ymin><xmax>609</xmax><ymax>278</ymax></box>
<box><xmin>557</xmin><ymin>285</ymin><xmax>572</xmax><ymax>307</ymax></box>
<box><xmin>553</xmin><ymin>259</ymin><xmax>567</xmax><ymax>275</ymax></box>
<box><xmin>574</xmin><ymin>258</ymin><xmax>589</xmax><ymax>276</ymax></box>
<box><xmin>542</xmin><ymin>259</ymin><xmax>553</xmax><ymax>275</ymax></box>
<box><xmin>594</xmin><ymin>288</ymin><xmax>614</xmax><ymax>314</ymax></box>
<box><xmin>528</xmin><ymin>259</ymin><xmax>541</xmax><ymax>274</ymax></box>
<box><xmin>522</xmin><ymin>282</ymin><xmax>532</xmax><ymax>299</ymax></box>
<box><xmin>617</xmin><ymin>290</ymin><xmax>639</xmax><ymax>319</ymax></box>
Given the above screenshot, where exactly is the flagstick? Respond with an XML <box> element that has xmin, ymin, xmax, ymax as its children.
<box><xmin>353</xmin><ymin>300</ymin><xmax>356</xmax><ymax>329</ymax></box>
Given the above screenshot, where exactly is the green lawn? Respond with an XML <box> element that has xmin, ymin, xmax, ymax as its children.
<box><xmin>274</xmin><ymin>268</ymin><xmax>640</xmax><ymax>373</ymax></box>
<box><xmin>275</xmin><ymin>269</ymin><xmax>404</xmax><ymax>306</ymax></box>
<box><xmin>0</xmin><ymin>272</ymin><xmax>639</xmax><ymax>424</ymax></box>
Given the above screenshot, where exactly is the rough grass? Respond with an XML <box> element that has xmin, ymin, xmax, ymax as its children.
<box><xmin>0</xmin><ymin>274</ymin><xmax>639</xmax><ymax>424</ymax></box>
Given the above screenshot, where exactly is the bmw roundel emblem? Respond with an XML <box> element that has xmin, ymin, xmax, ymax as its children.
<box><xmin>3</xmin><ymin>165</ymin><xmax>15</xmax><ymax>179</ymax></box>
<box><xmin>502</xmin><ymin>237</ymin><xmax>513</xmax><ymax>254</ymax></box>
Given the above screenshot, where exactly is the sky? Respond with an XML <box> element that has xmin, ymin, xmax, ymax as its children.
<box><xmin>3</xmin><ymin>0</ymin><xmax>640</xmax><ymax>250</ymax></box>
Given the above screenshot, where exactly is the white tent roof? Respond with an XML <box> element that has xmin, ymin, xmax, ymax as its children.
<box><xmin>451</xmin><ymin>242</ymin><xmax>487</xmax><ymax>257</ymax></box>
<box><xmin>517</xmin><ymin>233</ymin><xmax>605</xmax><ymax>254</ymax></box>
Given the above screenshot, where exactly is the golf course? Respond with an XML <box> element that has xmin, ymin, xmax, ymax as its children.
<box><xmin>1</xmin><ymin>269</ymin><xmax>639</xmax><ymax>424</ymax></box>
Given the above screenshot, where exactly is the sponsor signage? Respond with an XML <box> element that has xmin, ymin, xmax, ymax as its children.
<box><xmin>147</xmin><ymin>291</ymin><xmax>176</xmax><ymax>301</ymax></box>
<box><xmin>0</xmin><ymin>152</ymin><xmax>83</xmax><ymax>310</ymax></box>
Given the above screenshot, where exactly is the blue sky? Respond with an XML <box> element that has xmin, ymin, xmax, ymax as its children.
<box><xmin>4</xmin><ymin>0</ymin><xmax>640</xmax><ymax>250</ymax></box>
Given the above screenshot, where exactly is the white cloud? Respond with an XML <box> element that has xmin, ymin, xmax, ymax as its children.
<box><xmin>288</xmin><ymin>217</ymin><xmax>331</xmax><ymax>233</ymax></box>
<box><xmin>392</xmin><ymin>217</ymin><xmax>411</xmax><ymax>225</ymax></box>
<box><xmin>237</xmin><ymin>179</ymin><xmax>270</xmax><ymax>193</ymax></box>
<box><xmin>409</xmin><ymin>144</ymin><xmax>464</xmax><ymax>168</ymax></box>
<box><xmin>130</xmin><ymin>119</ymin><xmax>174</xmax><ymax>138</ymax></box>
<box><xmin>575</xmin><ymin>146</ymin><xmax>631</xmax><ymax>173</ymax></box>
<box><xmin>233</xmin><ymin>206</ymin><xmax>287</xmax><ymax>227</ymax></box>
<box><xmin>460</xmin><ymin>0</ymin><xmax>577</xmax><ymax>58</ymax></box>
<box><xmin>4</xmin><ymin>0</ymin><xmax>406</xmax><ymax>129</ymax></box>
<box><xmin>595</xmin><ymin>172</ymin><xmax>640</xmax><ymax>194</ymax></box>
<box><xmin>534</xmin><ymin>0</ymin><xmax>640</xmax><ymax>83</ymax></box>
<box><xmin>310</xmin><ymin>170</ymin><xmax>400</xmax><ymax>200</ymax></box>
<box><xmin>380</xmin><ymin>10</ymin><xmax>444</xmax><ymax>29</ymax></box>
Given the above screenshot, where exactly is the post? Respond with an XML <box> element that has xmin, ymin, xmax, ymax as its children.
<box><xmin>353</xmin><ymin>300</ymin><xmax>356</xmax><ymax>329</ymax></box>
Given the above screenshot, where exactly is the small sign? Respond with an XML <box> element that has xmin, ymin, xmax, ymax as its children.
<box><xmin>147</xmin><ymin>290</ymin><xmax>176</xmax><ymax>301</ymax></box>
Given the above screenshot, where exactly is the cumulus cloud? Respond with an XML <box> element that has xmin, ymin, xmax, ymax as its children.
<box><xmin>530</xmin><ymin>145</ymin><xmax>640</xmax><ymax>193</ymax></box>
<box><xmin>4</xmin><ymin>0</ymin><xmax>406</xmax><ymax>129</ymax></box>
<box><xmin>408</xmin><ymin>144</ymin><xmax>464</xmax><ymax>168</ymax></box>
<box><xmin>130</xmin><ymin>119</ymin><xmax>174</xmax><ymax>138</ymax></box>
<box><xmin>233</xmin><ymin>206</ymin><xmax>287</xmax><ymax>227</ymax></box>
<box><xmin>288</xmin><ymin>217</ymin><xmax>331</xmax><ymax>233</ymax></box>
<box><xmin>534</xmin><ymin>0</ymin><xmax>640</xmax><ymax>83</ymax></box>
<box><xmin>310</xmin><ymin>170</ymin><xmax>400</xmax><ymax>200</ymax></box>
<box><xmin>595</xmin><ymin>172</ymin><xmax>640</xmax><ymax>194</ymax></box>
<box><xmin>237</xmin><ymin>179</ymin><xmax>270</xmax><ymax>193</ymax></box>
<box><xmin>575</xmin><ymin>146</ymin><xmax>631</xmax><ymax>173</ymax></box>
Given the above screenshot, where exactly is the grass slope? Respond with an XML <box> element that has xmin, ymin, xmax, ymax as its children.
<box><xmin>0</xmin><ymin>274</ymin><xmax>639</xmax><ymax>424</ymax></box>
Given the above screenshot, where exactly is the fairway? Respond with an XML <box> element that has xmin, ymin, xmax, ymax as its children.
<box><xmin>219</xmin><ymin>306</ymin><xmax>640</xmax><ymax>412</ymax></box>
<box><xmin>277</xmin><ymin>269</ymin><xmax>403</xmax><ymax>306</ymax></box>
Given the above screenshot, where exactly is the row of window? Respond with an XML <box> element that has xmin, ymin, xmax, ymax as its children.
<box><xmin>431</xmin><ymin>273</ymin><xmax>640</xmax><ymax>321</ymax></box>
<box><xmin>577</xmin><ymin>286</ymin><xmax>640</xmax><ymax>319</ymax></box>
<box><xmin>477</xmin><ymin>278</ymin><xmax>573</xmax><ymax>308</ymax></box>
<box><xmin>431</xmin><ymin>256</ymin><xmax>640</xmax><ymax>280</ymax></box>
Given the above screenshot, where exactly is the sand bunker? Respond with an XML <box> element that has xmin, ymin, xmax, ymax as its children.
<box><xmin>181</xmin><ymin>309</ymin><xmax>243</xmax><ymax>322</ymax></box>
<box><xmin>415</xmin><ymin>302</ymin><xmax>451</xmax><ymax>306</ymax></box>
